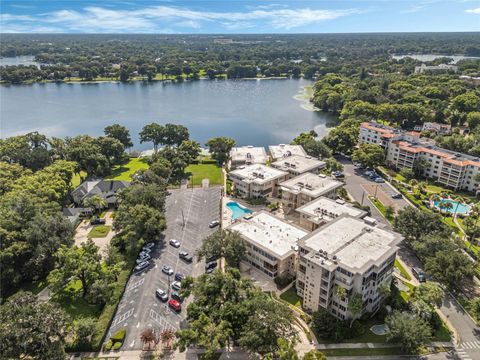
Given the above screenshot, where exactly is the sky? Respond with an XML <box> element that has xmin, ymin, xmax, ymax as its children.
<box><xmin>1</xmin><ymin>0</ymin><xmax>480</xmax><ymax>34</ymax></box>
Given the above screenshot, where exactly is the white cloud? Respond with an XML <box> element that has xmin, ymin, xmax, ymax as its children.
<box><xmin>466</xmin><ymin>7</ymin><xmax>480</xmax><ymax>13</ymax></box>
<box><xmin>0</xmin><ymin>4</ymin><xmax>358</xmax><ymax>33</ymax></box>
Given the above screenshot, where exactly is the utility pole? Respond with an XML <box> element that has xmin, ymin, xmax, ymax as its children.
<box><xmin>374</xmin><ymin>184</ymin><xmax>379</xmax><ymax>198</ymax></box>
<box><xmin>181</xmin><ymin>209</ymin><xmax>185</xmax><ymax>228</ymax></box>
<box><xmin>361</xmin><ymin>191</ymin><xmax>365</xmax><ymax>205</ymax></box>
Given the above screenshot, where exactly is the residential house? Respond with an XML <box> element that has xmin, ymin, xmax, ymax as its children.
<box><xmin>71</xmin><ymin>179</ymin><xmax>131</xmax><ymax>207</ymax></box>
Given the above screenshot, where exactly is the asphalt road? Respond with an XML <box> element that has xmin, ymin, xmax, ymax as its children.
<box><xmin>340</xmin><ymin>159</ymin><xmax>480</xmax><ymax>360</ymax></box>
<box><xmin>106</xmin><ymin>187</ymin><xmax>222</xmax><ymax>350</ymax></box>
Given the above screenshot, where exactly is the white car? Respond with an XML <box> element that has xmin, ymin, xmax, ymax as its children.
<box><xmin>135</xmin><ymin>261</ymin><xmax>150</xmax><ymax>272</ymax></box>
<box><xmin>162</xmin><ymin>265</ymin><xmax>174</xmax><ymax>276</ymax></box>
<box><xmin>171</xmin><ymin>281</ymin><xmax>182</xmax><ymax>291</ymax></box>
<box><xmin>136</xmin><ymin>254</ymin><xmax>151</xmax><ymax>264</ymax></box>
<box><xmin>169</xmin><ymin>239</ymin><xmax>180</xmax><ymax>248</ymax></box>
<box><xmin>143</xmin><ymin>242</ymin><xmax>155</xmax><ymax>250</ymax></box>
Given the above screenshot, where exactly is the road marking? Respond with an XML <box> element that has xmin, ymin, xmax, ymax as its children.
<box><xmin>136</xmin><ymin>322</ymin><xmax>140</xmax><ymax>328</ymax></box>
<box><xmin>111</xmin><ymin>308</ymin><xmax>134</xmax><ymax>328</ymax></box>
<box><xmin>129</xmin><ymin>340</ymin><xmax>135</xmax><ymax>348</ymax></box>
<box><xmin>459</xmin><ymin>341</ymin><xmax>480</xmax><ymax>349</ymax></box>
<box><xmin>149</xmin><ymin>308</ymin><xmax>178</xmax><ymax>332</ymax></box>
<box><xmin>126</xmin><ymin>278</ymin><xmax>145</xmax><ymax>292</ymax></box>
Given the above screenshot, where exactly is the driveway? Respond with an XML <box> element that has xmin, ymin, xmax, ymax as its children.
<box><xmin>106</xmin><ymin>187</ymin><xmax>222</xmax><ymax>351</ymax></box>
<box><xmin>74</xmin><ymin>210</ymin><xmax>115</xmax><ymax>257</ymax></box>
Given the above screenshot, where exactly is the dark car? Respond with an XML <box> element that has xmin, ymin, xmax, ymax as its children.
<box><xmin>143</xmin><ymin>242</ymin><xmax>155</xmax><ymax>250</ymax></box>
<box><xmin>134</xmin><ymin>261</ymin><xmax>150</xmax><ymax>272</ymax></box>
<box><xmin>391</xmin><ymin>193</ymin><xmax>403</xmax><ymax>199</ymax></box>
<box><xmin>331</xmin><ymin>171</ymin><xmax>345</xmax><ymax>179</ymax></box>
<box><xmin>90</xmin><ymin>217</ymin><xmax>106</xmax><ymax>225</ymax></box>
<box><xmin>412</xmin><ymin>267</ymin><xmax>426</xmax><ymax>282</ymax></box>
<box><xmin>209</xmin><ymin>220</ymin><xmax>220</xmax><ymax>228</ymax></box>
<box><xmin>171</xmin><ymin>291</ymin><xmax>184</xmax><ymax>303</ymax></box>
<box><xmin>155</xmin><ymin>289</ymin><xmax>168</xmax><ymax>302</ymax></box>
<box><xmin>179</xmin><ymin>251</ymin><xmax>193</xmax><ymax>263</ymax></box>
<box><xmin>175</xmin><ymin>273</ymin><xmax>185</xmax><ymax>281</ymax></box>
<box><xmin>205</xmin><ymin>261</ymin><xmax>217</xmax><ymax>273</ymax></box>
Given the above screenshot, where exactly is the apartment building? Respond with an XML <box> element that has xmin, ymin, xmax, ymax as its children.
<box><xmin>359</xmin><ymin>122</ymin><xmax>480</xmax><ymax>193</ymax></box>
<box><xmin>229</xmin><ymin>164</ymin><xmax>288</xmax><ymax>199</ymax></box>
<box><xmin>229</xmin><ymin>146</ymin><xmax>268</xmax><ymax>169</ymax></box>
<box><xmin>269</xmin><ymin>144</ymin><xmax>307</xmax><ymax>161</ymax></box>
<box><xmin>271</xmin><ymin>155</ymin><xmax>326</xmax><ymax>178</ymax></box>
<box><xmin>414</xmin><ymin>63</ymin><xmax>458</xmax><ymax>74</ymax></box>
<box><xmin>297</xmin><ymin>215</ymin><xmax>402</xmax><ymax>320</ymax></box>
<box><xmin>227</xmin><ymin>211</ymin><xmax>308</xmax><ymax>278</ymax></box>
<box><xmin>279</xmin><ymin>173</ymin><xmax>344</xmax><ymax>213</ymax></box>
<box><xmin>296</xmin><ymin>197</ymin><xmax>367</xmax><ymax>231</ymax></box>
<box><xmin>413</xmin><ymin>122</ymin><xmax>451</xmax><ymax>135</ymax></box>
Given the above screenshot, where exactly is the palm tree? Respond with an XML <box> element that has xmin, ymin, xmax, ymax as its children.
<box><xmin>83</xmin><ymin>195</ymin><xmax>107</xmax><ymax>214</ymax></box>
<box><xmin>160</xmin><ymin>329</ymin><xmax>175</xmax><ymax>350</ymax></box>
<box><xmin>409</xmin><ymin>179</ymin><xmax>418</xmax><ymax>192</ymax></box>
<box><xmin>333</xmin><ymin>285</ymin><xmax>347</xmax><ymax>300</ymax></box>
<box><xmin>140</xmin><ymin>328</ymin><xmax>157</xmax><ymax>350</ymax></box>
<box><xmin>348</xmin><ymin>293</ymin><xmax>363</xmax><ymax>328</ymax></box>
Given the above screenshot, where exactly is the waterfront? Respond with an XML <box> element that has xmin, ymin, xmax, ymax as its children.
<box><xmin>0</xmin><ymin>78</ymin><xmax>336</xmax><ymax>149</ymax></box>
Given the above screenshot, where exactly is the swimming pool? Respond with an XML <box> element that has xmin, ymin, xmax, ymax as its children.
<box><xmin>433</xmin><ymin>199</ymin><xmax>471</xmax><ymax>214</ymax></box>
<box><xmin>226</xmin><ymin>201</ymin><xmax>253</xmax><ymax>220</ymax></box>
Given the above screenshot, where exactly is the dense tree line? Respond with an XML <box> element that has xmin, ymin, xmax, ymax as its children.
<box><xmin>2</xmin><ymin>33</ymin><xmax>480</xmax><ymax>83</ymax></box>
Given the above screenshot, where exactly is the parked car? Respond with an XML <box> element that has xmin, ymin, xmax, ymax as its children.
<box><xmin>412</xmin><ymin>267</ymin><xmax>426</xmax><ymax>282</ymax></box>
<box><xmin>171</xmin><ymin>281</ymin><xmax>182</xmax><ymax>291</ymax></box>
<box><xmin>391</xmin><ymin>193</ymin><xmax>403</xmax><ymax>199</ymax></box>
<box><xmin>205</xmin><ymin>261</ymin><xmax>218</xmax><ymax>273</ymax></box>
<box><xmin>143</xmin><ymin>242</ymin><xmax>155</xmax><ymax>250</ymax></box>
<box><xmin>136</xmin><ymin>254</ymin><xmax>151</xmax><ymax>264</ymax></box>
<box><xmin>175</xmin><ymin>273</ymin><xmax>185</xmax><ymax>281</ymax></box>
<box><xmin>169</xmin><ymin>239</ymin><xmax>180</xmax><ymax>248</ymax></box>
<box><xmin>179</xmin><ymin>251</ymin><xmax>193</xmax><ymax>263</ymax></box>
<box><xmin>369</xmin><ymin>172</ymin><xmax>379</xmax><ymax>179</ymax></box>
<box><xmin>141</xmin><ymin>247</ymin><xmax>152</xmax><ymax>254</ymax></box>
<box><xmin>209</xmin><ymin>220</ymin><xmax>220</xmax><ymax>228</ymax></box>
<box><xmin>171</xmin><ymin>291</ymin><xmax>184</xmax><ymax>303</ymax></box>
<box><xmin>374</xmin><ymin>177</ymin><xmax>385</xmax><ymax>183</ymax></box>
<box><xmin>162</xmin><ymin>265</ymin><xmax>174</xmax><ymax>276</ymax></box>
<box><xmin>155</xmin><ymin>289</ymin><xmax>168</xmax><ymax>302</ymax></box>
<box><xmin>90</xmin><ymin>217</ymin><xmax>106</xmax><ymax>225</ymax></box>
<box><xmin>331</xmin><ymin>171</ymin><xmax>345</xmax><ymax>179</ymax></box>
<box><xmin>139</xmin><ymin>251</ymin><xmax>150</xmax><ymax>258</ymax></box>
<box><xmin>168</xmin><ymin>299</ymin><xmax>181</xmax><ymax>312</ymax></box>
<box><xmin>134</xmin><ymin>261</ymin><xmax>150</xmax><ymax>272</ymax></box>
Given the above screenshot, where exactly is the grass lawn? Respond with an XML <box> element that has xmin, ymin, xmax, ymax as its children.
<box><xmin>14</xmin><ymin>279</ymin><xmax>48</xmax><ymax>296</ymax></box>
<box><xmin>279</xmin><ymin>286</ymin><xmax>303</xmax><ymax>308</ymax></box>
<box><xmin>185</xmin><ymin>163</ymin><xmax>223</xmax><ymax>186</ymax></box>
<box><xmin>52</xmin><ymin>280</ymin><xmax>103</xmax><ymax>320</ymax></box>
<box><xmin>369</xmin><ymin>196</ymin><xmax>394</xmax><ymax>223</ymax></box>
<box><xmin>88</xmin><ymin>225</ymin><xmax>111</xmax><ymax>238</ymax></box>
<box><xmin>399</xmin><ymin>280</ymin><xmax>415</xmax><ymax>302</ymax></box>
<box><xmin>433</xmin><ymin>320</ymin><xmax>452</xmax><ymax>342</ymax></box>
<box><xmin>71</xmin><ymin>171</ymin><xmax>87</xmax><ymax>188</ymax></box>
<box><xmin>105</xmin><ymin>158</ymin><xmax>149</xmax><ymax>181</ymax></box>
<box><xmin>347</xmin><ymin>317</ymin><xmax>389</xmax><ymax>343</ymax></box>
<box><xmin>395</xmin><ymin>259</ymin><xmax>412</xmax><ymax>281</ymax></box>
<box><xmin>322</xmin><ymin>347</ymin><xmax>403</xmax><ymax>356</ymax></box>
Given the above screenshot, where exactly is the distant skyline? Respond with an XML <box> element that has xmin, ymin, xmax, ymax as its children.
<box><xmin>1</xmin><ymin>0</ymin><xmax>480</xmax><ymax>34</ymax></box>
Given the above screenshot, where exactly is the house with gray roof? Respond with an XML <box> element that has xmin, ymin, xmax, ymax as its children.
<box><xmin>71</xmin><ymin>180</ymin><xmax>130</xmax><ymax>206</ymax></box>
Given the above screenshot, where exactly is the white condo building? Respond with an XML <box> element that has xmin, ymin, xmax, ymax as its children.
<box><xmin>297</xmin><ymin>215</ymin><xmax>402</xmax><ymax>320</ymax></box>
<box><xmin>230</xmin><ymin>146</ymin><xmax>268</xmax><ymax>169</ymax></box>
<box><xmin>229</xmin><ymin>164</ymin><xmax>288</xmax><ymax>198</ymax></box>
<box><xmin>359</xmin><ymin>122</ymin><xmax>480</xmax><ymax>194</ymax></box>
<box><xmin>271</xmin><ymin>155</ymin><xmax>326</xmax><ymax>178</ymax></box>
<box><xmin>269</xmin><ymin>144</ymin><xmax>308</xmax><ymax>161</ymax></box>
<box><xmin>296</xmin><ymin>197</ymin><xmax>367</xmax><ymax>231</ymax></box>
<box><xmin>227</xmin><ymin>211</ymin><xmax>308</xmax><ymax>278</ymax></box>
<box><xmin>279</xmin><ymin>173</ymin><xmax>344</xmax><ymax>213</ymax></box>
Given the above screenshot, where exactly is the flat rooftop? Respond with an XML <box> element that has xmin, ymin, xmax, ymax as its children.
<box><xmin>269</xmin><ymin>144</ymin><xmax>307</xmax><ymax>160</ymax></box>
<box><xmin>280</xmin><ymin>173</ymin><xmax>343</xmax><ymax>198</ymax></box>
<box><xmin>296</xmin><ymin>197</ymin><xmax>367</xmax><ymax>224</ymax></box>
<box><xmin>230</xmin><ymin>146</ymin><xmax>268</xmax><ymax>164</ymax></box>
<box><xmin>300</xmin><ymin>215</ymin><xmax>402</xmax><ymax>272</ymax></box>
<box><xmin>271</xmin><ymin>155</ymin><xmax>325</xmax><ymax>174</ymax></box>
<box><xmin>229</xmin><ymin>164</ymin><xmax>287</xmax><ymax>184</ymax></box>
<box><xmin>228</xmin><ymin>211</ymin><xmax>308</xmax><ymax>258</ymax></box>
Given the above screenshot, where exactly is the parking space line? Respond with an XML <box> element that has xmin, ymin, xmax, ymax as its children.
<box><xmin>126</xmin><ymin>278</ymin><xmax>145</xmax><ymax>292</ymax></box>
<box><xmin>111</xmin><ymin>308</ymin><xmax>134</xmax><ymax>328</ymax></box>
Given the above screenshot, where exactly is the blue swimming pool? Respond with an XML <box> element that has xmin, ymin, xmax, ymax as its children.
<box><xmin>433</xmin><ymin>199</ymin><xmax>471</xmax><ymax>214</ymax></box>
<box><xmin>226</xmin><ymin>201</ymin><xmax>253</xmax><ymax>220</ymax></box>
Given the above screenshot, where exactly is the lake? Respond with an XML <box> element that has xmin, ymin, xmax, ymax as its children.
<box><xmin>392</xmin><ymin>54</ymin><xmax>479</xmax><ymax>64</ymax></box>
<box><xmin>0</xmin><ymin>78</ymin><xmax>336</xmax><ymax>150</ymax></box>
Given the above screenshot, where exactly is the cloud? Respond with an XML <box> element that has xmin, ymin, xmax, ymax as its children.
<box><xmin>0</xmin><ymin>4</ymin><xmax>358</xmax><ymax>33</ymax></box>
<box><xmin>466</xmin><ymin>7</ymin><xmax>480</xmax><ymax>13</ymax></box>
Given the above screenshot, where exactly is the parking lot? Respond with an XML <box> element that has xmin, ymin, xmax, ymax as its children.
<box><xmin>106</xmin><ymin>186</ymin><xmax>221</xmax><ymax>350</ymax></box>
<box><xmin>342</xmin><ymin>162</ymin><xmax>410</xmax><ymax>226</ymax></box>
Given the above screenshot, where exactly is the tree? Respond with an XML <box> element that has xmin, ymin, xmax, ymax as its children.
<box><xmin>205</xmin><ymin>137</ymin><xmax>236</xmax><ymax>165</ymax></box>
<box><xmin>425</xmin><ymin>250</ymin><xmax>474</xmax><ymax>289</ymax></box>
<box><xmin>394</xmin><ymin>207</ymin><xmax>448</xmax><ymax>244</ymax></box>
<box><xmin>197</xmin><ymin>230</ymin><xmax>247</xmax><ymax>268</ymax></box>
<box><xmin>385</xmin><ymin>311</ymin><xmax>432</xmax><ymax>353</ymax></box>
<box><xmin>413</xmin><ymin>157</ymin><xmax>429</xmax><ymax>178</ymax></box>
<box><xmin>385</xmin><ymin>205</ymin><xmax>395</xmax><ymax>219</ymax></box>
<box><xmin>162</xmin><ymin>123</ymin><xmax>190</xmax><ymax>146</ymax></box>
<box><xmin>0</xmin><ymin>292</ymin><xmax>68</xmax><ymax>360</ymax></box>
<box><xmin>48</xmin><ymin>239</ymin><xmax>106</xmax><ymax>299</ymax></box>
<box><xmin>140</xmin><ymin>328</ymin><xmax>157</xmax><ymax>350</ymax></box>
<box><xmin>333</xmin><ymin>285</ymin><xmax>347</xmax><ymax>300</ymax></box>
<box><xmin>95</xmin><ymin>136</ymin><xmax>127</xmax><ymax>166</ymax></box>
<box><xmin>83</xmin><ymin>194</ymin><xmax>107</xmax><ymax>213</ymax></box>
<box><xmin>104</xmin><ymin>124</ymin><xmax>133</xmax><ymax>149</ymax></box>
<box><xmin>466</xmin><ymin>111</ymin><xmax>480</xmax><ymax>131</ymax></box>
<box><xmin>399</xmin><ymin>167</ymin><xmax>415</xmax><ymax>181</ymax></box>
<box><xmin>378</xmin><ymin>282</ymin><xmax>392</xmax><ymax>299</ymax></box>
<box><xmin>74</xmin><ymin>317</ymin><xmax>97</xmax><ymax>346</ymax></box>
<box><xmin>347</xmin><ymin>293</ymin><xmax>363</xmax><ymax>327</ymax></box>
<box><xmin>325</xmin><ymin>157</ymin><xmax>343</xmax><ymax>172</ymax></box>
<box><xmin>65</xmin><ymin>135</ymin><xmax>110</xmax><ymax>177</ymax></box>
<box><xmin>275</xmin><ymin>338</ymin><xmax>299</xmax><ymax>360</ymax></box>
<box><xmin>139</xmin><ymin>123</ymin><xmax>164</xmax><ymax>153</ymax></box>
<box><xmin>303</xmin><ymin>350</ymin><xmax>327</xmax><ymax>360</ymax></box>
<box><xmin>352</xmin><ymin>143</ymin><xmax>385</xmax><ymax>168</ymax></box>
<box><xmin>291</xmin><ymin>131</ymin><xmax>332</xmax><ymax>159</ymax></box>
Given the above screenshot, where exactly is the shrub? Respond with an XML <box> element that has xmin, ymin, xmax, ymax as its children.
<box><xmin>110</xmin><ymin>328</ymin><xmax>126</xmax><ymax>342</ymax></box>
<box><xmin>112</xmin><ymin>341</ymin><xmax>122</xmax><ymax>351</ymax></box>
<box><xmin>104</xmin><ymin>340</ymin><xmax>113</xmax><ymax>351</ymax></box>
